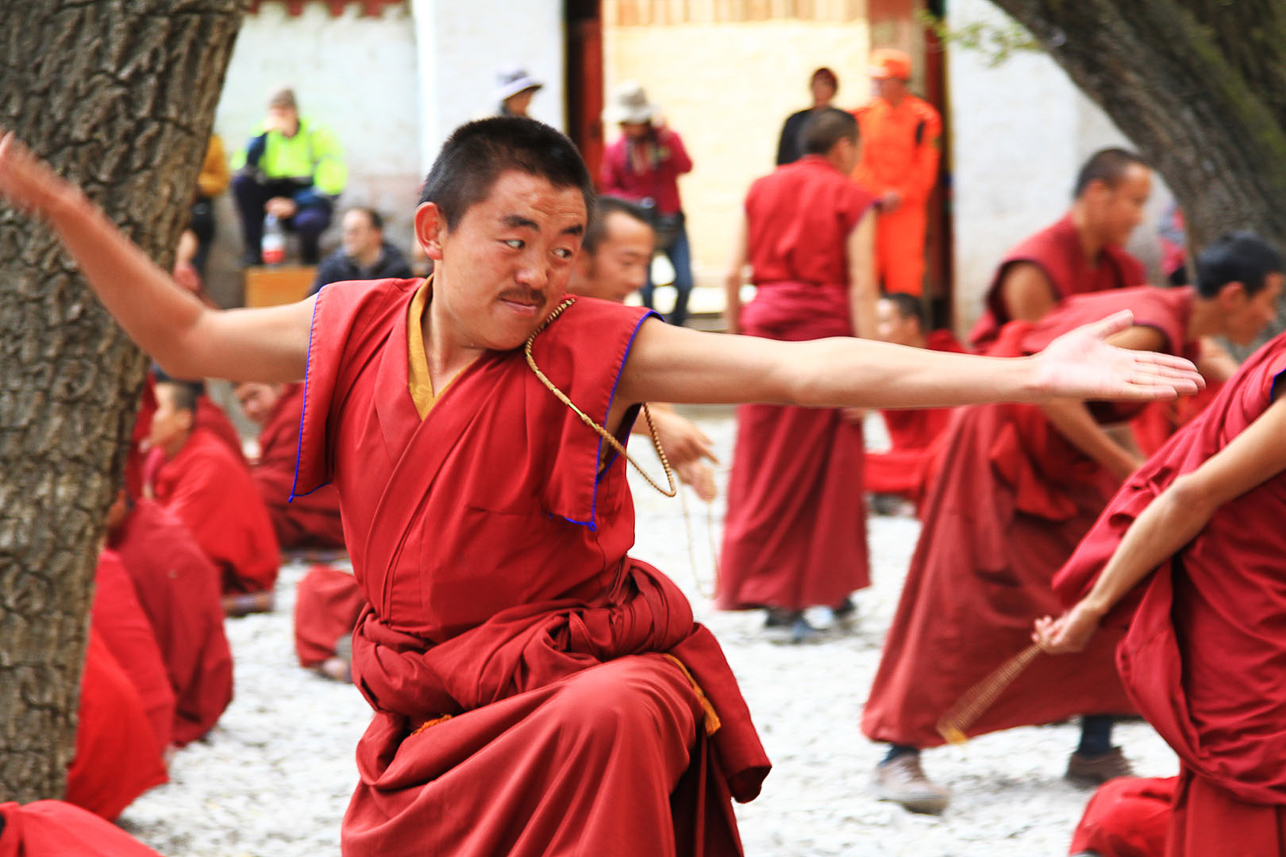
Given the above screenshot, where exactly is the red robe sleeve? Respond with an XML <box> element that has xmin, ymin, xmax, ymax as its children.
<box><xmin>254</xmin><ymin>384</ymin><xmax>345</xmax><ymax>550</ymax></box>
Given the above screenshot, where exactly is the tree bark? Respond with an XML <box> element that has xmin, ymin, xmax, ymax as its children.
<box><xmin>0</xmin><ymin>1</ymin><xmax>242</xmax><ymax>803</ymax></box>
<box><xmin>988</xmin><ymin>0</ymin><xmax>1286</xmax><ymax>265</ymax></box>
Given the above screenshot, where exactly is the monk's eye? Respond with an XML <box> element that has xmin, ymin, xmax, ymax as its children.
<box><xmin>553</xmin><ymin>247</ymin><xmax>574</xmax><ymax>260</ymax></box>
<box><xmin>504</xmin><ymin>239</ymin><xmax>524</xmax><ymax>250</ymax></box>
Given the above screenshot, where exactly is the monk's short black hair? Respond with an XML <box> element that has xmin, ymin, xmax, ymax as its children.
<box><xmin>881</xmin><ymin>291</ymin><xmax>926</xmax><ymax>330</ymax></box>
<box><xmin>418</xmin><ymin>117</ymin><xmax>594</xmax><ymax>230</ymax></box>
<box><xmin>1073</xmin><ymin>147</ymin><xmax>1148</xmax><ymax>198</ymax></box>
<box><xmin>583</xmin><ymin>196</ymin><xmax>652</xmax><ymax>256</ymax></box>
<box><xmin>801</xmin><ymin>107</ymin><xmax>858</xmax><ymax>157</ymax></box>
<box><xmin>155</xmin><ymin>379</ymin><xmax>201</xmax><ymax>414</ymax></box>
<box><xmin>1195</xmin><ymin>231</ymin><xmax>1284</xmax><ymax>298</ymax></box>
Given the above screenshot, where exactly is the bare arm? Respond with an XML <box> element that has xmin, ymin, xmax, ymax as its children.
<box><xmin>1000</xmin><ymin>262</ymin><xmax>1057</xmax><ymax>323</ymax></box>
<box><xmin>1036</xmin><ymin>392</ymin><xmax>1286</xmax><ymax>653</ymax></box>
<box><xmin>847</xmin><ymin>214</ymin><xmax>877</xmax><ymax>338</ymax></box>
<box><xmin>0</xmin><ymin>131</ymin><xmax>312</xmax><ymax>383</ymax></box>
<box><xmin>723</xmin><ymin>214</ymin><xmax>749</xmax><ymax>336</ymax></box>
<box><xmin>612</xmin><ymin>310</ymin><xmax>1200</xmax><ymax>425</ymax></box>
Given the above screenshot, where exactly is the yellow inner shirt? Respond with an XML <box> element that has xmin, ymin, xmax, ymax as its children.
<box><xmin>407</xmin><ymin>278</ymin><xmax>471</xmax><ymax>419</ymax></box>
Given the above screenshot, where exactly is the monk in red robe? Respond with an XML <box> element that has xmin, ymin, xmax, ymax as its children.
<box><xmin>233</xmin><ymin>381</ymin><xmax>346</xmax><ymax>550</ymax></box>
<box><xmin>90</xmin><ymin>549</ymin><xmax>175</xmax><ymax>751</ymax></box>
<box><xmin>969</xmin><ymin>148</ymin><xmax>1150</xmax><ymax>350</ymax></box>
<box><xmin>65</xmin><ymin>629</ymin><xmax>168</xmax><ymax>820</ymax></box>
<box><xmin>0</xmin><ymin>800</ymin><xmax>165</xmax><ymax>857</ymax></box>
<box><xmin>293</xmin><ymin>563</ymin><xmax>365</xmax><ymax>679</ymax></box>
<box><xmin>1038</xmin><ymin>234</ymin><xmax>1286</xmax><ymax>857</ymax></box>
<box><xmin>1068</xmin><ymin>776</ymin><xmax>1175</xmax><ymax>857</ymax></box>
<box><xmin>718</xmin><ymin>109</ymin><xmax>877</xmax><ymax>641</ymax></box>
<box><xmin>0</xmin><ymin>117</ymin><xmax>1202</xmax><ymax>856</ymax></box>
<box><xmin>866</xmin><ymin>292</ymin><xmax>966</xmax><ymax>508</ymax></box>
<box><xmin>107</xmin><ymin>492</ymin><xmax>234</xmax><ymax>745</ymax></box>
<box><xmin>864</xmin><ymin>237</ymin><xmax>1278</xmax><ymax>815</ymax></box>
<box><xmin>147</xmin><ymin>379</ymin><xmax>279</xmax><ymax>601</ymax></box>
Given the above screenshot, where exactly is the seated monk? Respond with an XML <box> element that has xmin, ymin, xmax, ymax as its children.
<box><xmin>233</xmin><ymin>381</ymin><xmax>346</xmax><ymax>550</ymax></box>
<box><xmin>1069</xmin><ymin>776</ymin><xmax>1176</xmax><ymax>857</ymax></box>
<box><xmin>567</xmin><ymin>194</ymin><xmax>717</xmax><ymax>501</ymax></box>
<box><xmin>0</xmin><ymin>800</ymin><xmax>165</xmax><ymax>856</ymax></box>
<box><xmin>0</xmin><ymin>115</ymin><xmax>1203</xmax><ymax>855</ymax></box>
<box><xmin>107</xmin><ymin>491</ymin><xmax>234</xmax><ymax>745</ymax></box>
<box><xmin>150</xmin><ymin>370</ymin><xmax>247</xmax><ymax>465</ymax></box>
<box><xmin>866</xmin><ymin>292</ymin><xmax>966</xmax><ymax>509</ymax></box>
<box><xmin>65</xmin><ymin>629</ymin><xmax>168</xmax><ymax>821</ymax></box>
<box><xmin>1038</xmin><ymin>235</ymin><xmax>1286</xmax><ymax>857</ymax></box>
<box><xmin>147</xmin><ymin>379</ymin><xmax>280</xmax><ymax>607</ymax></box>
<box><xmin>90</xmin><ymin>548</ymin><xmax>176</xmax><ymax>752</ymax></box>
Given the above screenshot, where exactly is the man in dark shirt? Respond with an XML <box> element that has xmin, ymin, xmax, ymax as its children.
<box><xmin>776</xmin><ymin>67</ymin><xmax>839</xmax><ymax>166</ymax></box>
<box><xmin>309</xmin><ymin>206</ymin><xmax>413</xmax><ymax>294</ymax></box>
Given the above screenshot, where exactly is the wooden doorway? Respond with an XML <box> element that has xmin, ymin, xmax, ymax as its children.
<box><xmin>566</xmin><ymin>0</ymin><xmax>605</xmax><ymax>184</ymax></box>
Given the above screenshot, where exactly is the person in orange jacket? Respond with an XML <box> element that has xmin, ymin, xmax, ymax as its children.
<box><xmin>852</xmin><ymin>48</ymin><xmax>942</xmax><ymax>297</ymax></box>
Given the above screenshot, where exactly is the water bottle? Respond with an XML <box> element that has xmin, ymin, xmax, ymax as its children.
<box><xmin>262</xmin><ymin>213</ymin><xmax>286</xmax><ymax>266</ymax></box>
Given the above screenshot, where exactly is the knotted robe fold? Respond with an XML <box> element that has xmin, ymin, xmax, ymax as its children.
<box><xmin>293</xmin><ymin>279</ymin><xmax>769</xmax><ymax>856</ymax></box>
<box><xmin>863</xmin><ymin>287</ymin><xmax>1193</xmax><ymax>748</ymax></box>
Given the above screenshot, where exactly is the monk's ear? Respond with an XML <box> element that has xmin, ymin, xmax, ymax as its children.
<box><xmin>414</xmin><ymin>202</ymin><xmax>448</xmax><ymax>262</ymax></box>
<box><xmin>1217</xmin><ymin>280</ymin><xmax>1248</xmax><ymax>310</ymax></box>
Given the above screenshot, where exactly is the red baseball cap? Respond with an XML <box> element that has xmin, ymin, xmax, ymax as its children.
<box><xmin>869</xmin><ymin>48</ymin><xmax>912</xmax><ymax>81</ymax></box>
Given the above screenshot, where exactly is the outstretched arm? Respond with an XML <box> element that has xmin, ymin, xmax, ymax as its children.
<box><xmin>1035</xmin><ymin>391</ymin><xmax>1286</xmax><ymax>654</ymax></box>
<box><xmin>616</xmin><ymin>309</ymin><xmax>1201</xmax><ymax>416</ymax></box>
<box><xmin>0</xmin><ymin>131</ymin><xmax>312</xmax><ymax>384</ymax></box>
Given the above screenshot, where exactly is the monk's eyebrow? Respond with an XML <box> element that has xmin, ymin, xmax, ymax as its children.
<box><xmin>561</xmin><ymin>223</ymin><xmax>585</xmax><ymax>237</ymax></box>
<box><xmin>502</xmin><ymin>214</ymin><xmax>540</xmax><ymax>230</ymax></box>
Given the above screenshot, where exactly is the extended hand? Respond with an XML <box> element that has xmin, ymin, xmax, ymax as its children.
<box><xmin>0</xmin><ymin>130</ymin><xmax>77</xmax><ymax>218</ymax></box>
<box><xmin>652</xmin><ymin>408</ymin><xmax>718</xmax><ymax>471</ymax></box>
<box><xmin>676</xmin><ymin>460</ymin><xmax>717</xmax><ymax>502</ymax></box>
<box><xmin>1032</xmin><ymin>601</ymin><xmax>1103</xmax><ymax>654</ymax></box>
<box><xmin>1032</xmin><ymin>310</ymin><xmax>1203</xmax><ymax>401</ymax></box>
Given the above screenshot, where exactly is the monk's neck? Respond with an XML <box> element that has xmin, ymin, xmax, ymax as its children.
<box><xmin>422</xmin><ymin>289</ymin><xmax>486</xmax><ymax>391</ymax></box>
<box><xmin>1186</xmin><ymin>297</ymin><xmax>1223</xmax><ymax>341</ymax></box>
<box><xmin>1069</xmin><ymin>206</ymin><xmax>1106</xmax><ymax>266</ymax></box>
<box><xmin>161</xmin><ymin>431</ymin><xmax>190</xmax><ymax>460</ymax></box>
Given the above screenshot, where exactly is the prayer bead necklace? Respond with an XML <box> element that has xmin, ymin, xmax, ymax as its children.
<box><xmin>524</xmin><ymin>298</ymin><xmax>677</xmax><ymax>498</ymax></box>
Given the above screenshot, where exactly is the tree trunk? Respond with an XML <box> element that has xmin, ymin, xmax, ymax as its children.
<box><xmin>988</xmin><ymin>0</ymin><xmax>1286</xmax><ymax>267</ymax></box>
<box><xmin>0</xmin><ymin>1</ymin><xmax>242</xmax><ymax>803</ymax></box>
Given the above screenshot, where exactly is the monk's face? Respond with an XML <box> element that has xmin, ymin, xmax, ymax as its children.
<box><xmin>149</xmin><ymin>385</ymin><xmax>193</xmax><ymax>452</ymax></box>
<box><xmin>572</xmin><ymin>211</ymin><xmax>655</xmax><ymax>303</ymax></box>
<box><xmin>1094</xmin><ymin>165</ymin><xmax>1152</xmax><ymax>247</ymax></box>
<box><xmin>1221</xmin><ymin>272</ymin><xmax>1283</xmax><ymax>345</ymax></box>
<box><xmin>420</xmin><ymin>170</ymin><xmax>587</xmax><ymax>351</ymax></box>
<box><xmin>235</xmin><ymin>382</ymin><xmax>283</xmax><ymax>427</ymax></box>
<box><xmin>875</xmin><ymin>299</ymin><xmax>922</xmax><ymax>347</ymax></box>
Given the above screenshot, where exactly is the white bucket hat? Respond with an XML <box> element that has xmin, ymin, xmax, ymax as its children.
<box><xmin>494</xmin><ymin>67</ymin><xmax>543</xmax><ymax>102</ymax></box>
<box><xmin>604</xmin><ymin>80</ymin><xmax>657</xmax><ymax>124</ymax></box>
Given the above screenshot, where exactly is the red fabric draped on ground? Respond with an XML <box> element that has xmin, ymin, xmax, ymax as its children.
<box><xmin>1054</xmin><ymin>333</ymin><xmax>1286</xmax><ymax>855</ymax></box>
<box><xmin>866</xmin><ymin>329</ymin><xmax>967</xmax><ymax>501</ymax></box>
<box><xmin>863</xmin><ymin>287</ymin><xmax>1193</xmax><ymax>748</ymax></box>
<box><xmin>254</xmin><ymin>383</ymin><xmax>345</xmax><ymax>550</ymax></box>
<box><xmin>294</xmin><ymin>564</ymin><xmax>365</xmax><ymax>667</ymax></box>
<box><xmin>65</xmin><ymin>630</ymin><xmax>167</xmax><ymax>820</ymax></box>
<box><xmin>90</xmin><ymin>549</ymin><xmax>175</xmax><ymax>750</ymax></box>
<box><xmin>109</xmin><ymin>498</ymin><xmax>233</xmax><ymax>745</ymax></box>
<box><xmin>969</xmin><ymin>214</ymin><xmax>1145</xmax><ymax>349</ymax></box>
<box><xmin>1069</xmin><ymin>776</ymin><xmax>1174</xmax><ymax>857</ymax></box>
<box><xmin>718</xmin><ymin>155</ymin><xmax>876</xmax><ymax>612</ymax></box>
<box><xmin>294</xmin><ymin>279</ymin><xmax>769</xmax><ymax>856</ymax></box>
<box><xmin>151</xmin><ymin>427</ymin><xmax>279</xmax><ymax>593</ymax></box>
<box><xmin>0</xmin><ymin>800</ymin><xmax>164</xmax><ymax>856</ymax></box>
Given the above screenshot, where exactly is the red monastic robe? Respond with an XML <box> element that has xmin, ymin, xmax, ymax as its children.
<box><xmin>151</xmin><ymin>427</ymin><xmax>279</xmax><ymax>593</ymax></box>
<box><xmin>195</xmin><ymin>394</ymin><xmax>248</xmax><ymax>466</ymax></box>
<box><xmin>718</xmin><ymin>155</ymin><xmax>877</xmax><ymax>611</ymax></box>
<box><xmin>90</xmin><ymin>549</ymin><xmax>175</xmax><ymax>750</ymax></box>
<box><xmin>293</xmin><ymin>564</ymin><xmax>365</xmax><ymax>667</ymax></box>
<box><xmin>1054</xmin><ymin>331</ymin><xmax>1286</xmax><ymax>856</ymax></box>
<box><xmin>65</xmin><ymin>630</ymin><xmax>167</xmax><ymax>821</ymax></box>
<box><xmin>109</xmin><ymin>498</ymin><xmax>234</xmax><ymax>746</ymax></box>
<box><xmin>253</xmin><ymin>383</ymin><xmax>345</xmax><ymax>550</ymax></box>
<box><xmin>1069</xmin><ymin>776</ymin><xmax>1175</xmax><ymax>857</ymax></box>
<box><xmin>969</xmin><ymin>214</ymin><xmax>1146</xmax><ymax>350</ymax></box>
<box><xmin>294</xmin><ymin>279</ymin><xmax>769</xmax><ymax>856</ymax></box>
<box><xmin>866</xmin><ymin>329</ymin><xmax>968</xmax><ymax>502</ymax></box>
<box><xmin>0</xmin><ymin>800</ymin><xmax>164</xmax><ymax>857</ymax></box>
<box><xmin>862</xmin><ymin>287</ymin><xmax>1195</xmax><ymax>748</ymax></box>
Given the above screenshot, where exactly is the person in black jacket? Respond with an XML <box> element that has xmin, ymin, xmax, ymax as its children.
<box><xmin>310</xmin><ymin>207</ymin><xmax>413</xmax><ymax>294</ymax></box>
<box><xmin>775</xmin><ymin>67</ymin><xmax>839</xmax><ymax>166</ymax></box>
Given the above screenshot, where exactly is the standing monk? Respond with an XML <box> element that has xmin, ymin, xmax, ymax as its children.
<box><xmin>851</xmin><ymin>48</ymin><xmax>941</xmax><ymax>297</ymax></box>
<box><xmin>719</xmin><ymin>109</ymin><xmax>877</xmax><ymax>642</ymax></box>
<box><xmin>1038</xmin><ymin>238</ymin><xmax>1286</xmax><ymax>857</ymax></box>
<box><xmin>0</xmin><ymin>117</ymin><xmax>1200</xmax><ymax>857</ymax></box>
<box><xmin>970</xmin><ymin>148</ymin><xmax>1151</xmax><ymax>349</ymax></box>
<box><xmin>863</xmin><ymin>234</ymin><xmax>1281</xmax><ymax>815</ymax></box>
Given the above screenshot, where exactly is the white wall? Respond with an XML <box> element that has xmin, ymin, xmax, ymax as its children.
<box><xmin>948</xmin><ymin>0</ymin><xmax>1173</xmax><ymax>333</ymax></box>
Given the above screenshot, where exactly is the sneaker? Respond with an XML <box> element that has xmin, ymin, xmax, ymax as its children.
<box><xmin>1065</xmin><ymin>746</ymin><xmax>1134</xmax><ymax>787</ymax></box>
<box><xmin>873</xmin><ymin>753</ymin><xmax>951</xmax><ymax>814</ymax></box>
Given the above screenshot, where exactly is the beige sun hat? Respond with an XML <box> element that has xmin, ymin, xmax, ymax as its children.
<box><xmin>604</xmin><ymin>80</ymin><xmax>657</xmax><ymax>124</ymax></box>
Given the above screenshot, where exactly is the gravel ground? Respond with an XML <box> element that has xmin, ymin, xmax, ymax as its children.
<box><xmin>119</xmin><ymin>407</ymin><xmax>1177</xmax><ymax>856</ymax></box>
